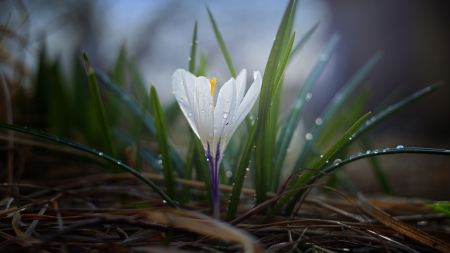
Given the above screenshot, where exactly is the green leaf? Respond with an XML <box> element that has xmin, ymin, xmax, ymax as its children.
<box><xmin>95</xmin><ymin>70</ymin><xmax>185</xmax><ymax>175</ymax></box>
<box><xmin>254</xmin><ymin>0</ymin><xmax>298</xmax><ymax>206</ymax></box>
<box><xmin>265</xmin><ymin>112</ymin><xmax>371</xmax><ymax>220</ymax></box>
<box><xmin>226</xmin><ymin>119</ymin><xmax>258</xmax><ymax>222</ymax></box>
<box><xmin>290</xmin><ymin>22</ymin><xmax>319</xmax><ymax>59</ymax></box>
<box><xmin>0</xmin><ymin>122</ymin><xmax>178</xmax><ymax>209</ymax></box>
<box><xmin>293</xmin><ymin>51</ymin><xmax>382</xmax><ymax>170</ymax></box>
<box><xmin>150</xmin><ymin>85</ymin><xmax>177</xmax><ymax>200</ymax></box>
<box><xmin>359</xmin><ymin>137</ymin><xmax>392</xmax><ymax>195</ymax></box>
<box><xmin>189</xmin><ymin>21</ymin><xmax>198</xmax><ymax>73</ymax></box>
<box><xmin>271</xmin><ymin>34</ymin><xmax>341</xmax><ymax>190</ymax></box>
<box><xmin>339</xmin><ymin>81</ymin><xmax>445</xmax><ymax>152</ymax></box>
<box><xmin>207</xmin><ymin>8</ymin><xmax>236</xmax><ymax>77</ymax></box>
<box><xmin>425</xmin><ymin>202</ymin><xmax>450</xmax><ymax>217</ymax></box>
<box><xmin>83</xmin><ymin>52</ymin><xmax>119</xmax><ymax>174</ymax></box>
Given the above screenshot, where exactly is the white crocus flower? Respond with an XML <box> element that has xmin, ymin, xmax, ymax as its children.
<box><xmin>172</xmin><ymin>69</ymin><xmax>262</xmax><ymax>219</ymax></box>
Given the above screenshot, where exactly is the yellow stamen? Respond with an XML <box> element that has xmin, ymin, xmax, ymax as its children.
<box><xmin>210</xmin><ymin>78</ymin><xmax>217</xmax><ymax>111</ymax></box>
<box><xmin>209</xmin><ymin>78</ymin><xmax>217</xmax><ymax>97</ymax></box>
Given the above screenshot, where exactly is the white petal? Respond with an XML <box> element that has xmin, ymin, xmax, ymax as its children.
<box><xmin>172</xmin><ymin>69</ymin><xmax>199</xmax><ymax>137</ymax></box>
<box><xmin>193</xmin><ymin>76</ymin><xmax>214</xmax><ymax>148</ymax></box>
<box><xmin>213</xmin><ymin>78</ymin><xmax>237</xmax><ymax>153</ymax></box>
<box><xmin>235</xmin><ymin>69</ymin><xmax>247</xmax><ymax>109</ymax></box>
<box><xmin>229</xmin><ymin>71</ymin><xmax>262</xmax><ymax>134</ymax></box>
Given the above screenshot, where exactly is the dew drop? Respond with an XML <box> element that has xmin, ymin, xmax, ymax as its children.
<box><xmin>320</xmin><ymin>154</ymin><xmax>323</xmax><ymax>158</ymax></box>
<box><xmin>117</xmin><ymin>161</ymin><xmax>122</xmax><ymax>165</ymax></box>
<box><xmin>158</xmin><ymin>159</ymin><xmax>163</xmax><ymax>164</ymax></box>
<box><xmin>305</xmin><ymin>133</ymin><xmax>313</xmax><ymax>140</ymax></box>
<box><xmin>349</xmin><ymin>137</ymin><xmax>353</xmax><ymax>141</ymax></box>
<box><xmin>162</xmin><ymin>200</ymin><xmax>167</xmax><ymax>203</ymax></box>
<box><xmin>315</xmin><ymin>118</ymin><xmax>323</xmax><ymax>125</ymax></box>
<box><xmin>158</xmin><ymin>154</ymin><xmax>162</xmax><ymax>158</ymax></box>
<box><xmin>98</xmin><ymin>152</ymin><xmax>103</xmax><ymax>156</ymax></box>
<box><xmin>373</xmin><ymin>149</ymin><xmax>379</xmax><ymax>154</ymax></box>
<box><xmin>396</xmin><ymin>145</ymin><xmax>404</xmax><ymax>149</ymax></box>
<box><xmin>179</xmin><ymin>98</ymin><xmax>184</xmax><ymax>103</ymax></box>
<box><xmin>334</xmin><ymin>159</ymin><xmax>342</xmax><ymax>165</ymax></box>
<box><xmin>223</xmin><ymin>112</ymin><xmax>229</xmax><ymax>119</ymax></box>
<box><xmin>325</xmin><ymin>160</ymin><xmax>329</xmax><ymax>163</ymax></box>
<box><xmin>349</xmin><ymin>155</ymin><xmax>356</xmax><ymax>160</ymax></box>
<box><xmin>246</xmin><ymin>168</ymin><xmax>250</xmax><ymax>171</ymax></box>
<box><xmin>187</xmin><ymin>57</ymin><xmax>191</xmax><ymax>61</ymax></box>
<box><xmin>201</xmin><ymin>110</ymin><xmax>205</xmax><ymax>113</ymax></box>
<box><xmin>383</xmin><ymin>148</ymin><xmax>388</xmax><ymax>152</ymax></box>
<box><xmin>188</xmin><ymin>113</ymin><xmax>193</xmax><ymax>116</ymax></box>
<box><xmin>226</xmin><ymin>171</ymin><xmax>232</xmax><ymax>178</ymax></box>
<box><xmin>213</xmin><ymin>127</ymin><xmax>218</xmax><ymax>132</ymax></box>
<box><xmin>305</xmin><ymin>93</ymin><xmax>312</xmax><ymax>101</ymax></box>
<box><xmin>366</xmin><ymin>150</ymin><xmax>371</xmax><ymax>154</ymax></box>
<box><xmin>357</xmin><ymin>152</ymin><xmax>362</xmax><ymax>156</ymax></box>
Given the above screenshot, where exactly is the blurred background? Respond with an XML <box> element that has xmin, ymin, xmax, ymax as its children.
<box><xmin>1</xmin><ymin>0</ymin><xmax>449</xmax><ymax>199</ymax></box>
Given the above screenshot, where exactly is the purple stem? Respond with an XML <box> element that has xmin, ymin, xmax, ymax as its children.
<box><xmin>206</xmin><ymin>142</ymin><xmax>222</xmax><ymax>219</ymax></box>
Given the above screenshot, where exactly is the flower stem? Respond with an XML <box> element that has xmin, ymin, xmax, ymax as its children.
<box><xmin>207</xmin><ymin>143</ymin><xmax>222</xmax><ymax>219</ymax></box>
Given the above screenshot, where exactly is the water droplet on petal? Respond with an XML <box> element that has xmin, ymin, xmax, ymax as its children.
<box><xmin>179</xmin><ymin>98</ymin><xmax>184</xmax><ymax>103</ymax></box>
<box><xmin>223</xmin><ymin>112</ymin><xmax>229</xmax><ymax>119</ymax></box>
<box><xmin>396</xmin><ymin>145</ymin><xmax>404</xmax><ymax>149</ymax></box>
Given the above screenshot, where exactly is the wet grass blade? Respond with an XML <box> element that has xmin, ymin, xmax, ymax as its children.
<box><xmin>189</xmin><ymin>21</ymin><xmax>198</xmax><ymax>73</ymax></box>
<box><xmin>271</xmin><ymin>34</ymin><xmax>341</xmax><ymax>190</ymax></box>
<box><xmin>95</xmin><ymin>70</ymin><xmax>185</xmax><ymax>174</ymax></box>
<box><xmin>150</xmin><ymin>85</ymin><xmax>177</xmax><ymax>200</ymax></box>
<box><xmin>290</xmin><ymin>22</ymin><xmax>319</xmax><ymax>59</ymax></box>
<box><xmin>0</xmin><ymin>122</ymin><xmax>179</xmax><ymax>209</ymax></box>
<box><xmin>293</xmin><ymin>51</ymin><xmax>382</xmax><ymax>170</ymax></box>
<box><xmin>226</xmin><ymin>119</ymin><xmax>258</xmax><ymax>222</ymax></box>
<box><xmin>83</xmin><ymin>52</ymin><xmax>119</xmax><ymax>173</ymax></box>
<box><xmin>207</xmin><ymin>8</ymin><xmax>236</xmax><ymax>77</ymax></box>
<box><xmin>360</xmin><ymin>137</ymin><xmax>393</xmax><ymax>195</ymax></box>
<box><xmin>308</xmin><ymin>147</ymin><xmax>450</xmax><ymax>186</ymax></box>
<box><xmin>340</xmin><ymin>81</ymin><xmax>445</xmax><ymax>151</ymax></box>
<box><xmin>266</xmin><ymin>112</ymin><xmax>371</xmax><ymax>220</ymax></box>
<box><xmin>254</xmin><ymin>0</ymin><xmax>297</xmax><ymax>206</ymax></box>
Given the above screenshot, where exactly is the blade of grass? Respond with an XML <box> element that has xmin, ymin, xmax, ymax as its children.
<box><xmin>225</xmin><ymin>119</ymin><xmax>258</xmax><ymax>222</ymax></box>
<box><xmin>293</xmin><ymin>51</ymin><xmax>382</xmax><ymax>171</ymax></box>
<box><xmin>150</xmin><ymin>85</ymin><xmax>177</xmax><ymax>200</ymax></box>
<box><xmin>0</xmin><ymin>122</ymin><xmax>178</xmax><ymax>209</ymax></box>
<box><xmin>206</xmin><ymin>8</ymin><xmax>236</xmax><ymax>78</ymax></box>
<box><xmin>271</xmin><ymin>34</ymin><xmax>341</xmax><ymax>191</ymax></box>
<box><xmin>133</xmin><ymin>93</ymin><xmax>150</xmax><ymax>171</ymax></box>
<box><xmin>83</xmin><ymin>52</ymin><xmax>119</xmax><ymax>174</ymax></box>
<box><xmin>254</xmin><ymin>0</ymin><xmax>297</xmax><ymax>206</ymax></box>
<box><xmin>265</xmin><ymin>112</ymin><xmax>371</xmax><ymax>221</ymax></box>
<box><xmin>359</xmin><ymin>136</ymin><xmax>393</xmax><ymax>195</ymax></box>
<box><xmin>95</xmin><ymin>70</ymin><xmax>185</xmax><ymax>175</ymax></box>
<box><xmin>338</xmin><ymin>81</ymin><xmax>445</xmax><ymax>152</ymax></box>
<box><xmin>289</xmin><ymin>22</ymin><xmax>319</xmax><ymax>59</ymax></box>
<box><xmin>189</xmin><ymin>21</ymin><xmax>198</xmax><ymax>73</ymax></box>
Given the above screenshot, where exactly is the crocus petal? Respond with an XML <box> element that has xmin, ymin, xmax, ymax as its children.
<box><xmin>172</xmin><ymin>69</ymin><xmax>199</xmax><ymax>138</ymax></box>
<box><xmin>229</xmin><ymin>71</ymin><xmax>262</xmax><ymax>135</ymax></box>
<box><xmin>213</xmin><ymin>78</ymin><xmax>237</xmax><ymax>154</ymax></box>
<box><xmin>193</xmin><ymin>76</ymin><xmax>214</xmax><ymax>149</ymax></box>
<box><xmin>234</xmin><ymin>69</ymin><xmax>247</xmax><ymax>109</ymax></box>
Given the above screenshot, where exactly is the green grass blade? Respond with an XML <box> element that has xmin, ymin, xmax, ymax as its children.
<box><xmin>293</xmin><ymin>51</ymin><xmax>382</xmax><ymax>170</ymax></box>
<box><xmin>207</xmin><ymin>8</ymin><xmax>236</xmax><ymax>77</ymax></box>
<box><xmin>83</xmin><ymin>52</ymin><xmax>119</xmax><ymax>174</ymax></box>
<box><xmin>340</xmin><ymin>81</ymin><xmax>445</xmax><ymax>151</ymax></box>
<box><xmin>424</xmin><ymin>202</ymin><xmax>450</xmax><ymax>217</ymax></box>
<box><xmin>308</xmin><ymin>147</ymin><xmax>450</xmax><ymax>186</ymax></box>
<box><xmin>359</xmin><ymin>137</ymin><xmax>393</xmax><ymax>195</ymax></box>
<box><xmin>193</xmin><ymin>136</ymin><xmax>212</xmax><ymax>203</ymax></box>
<box><xmin>133</xmin><ymin>93</ymin><xmax>150</xmax><ymax>171</ymax></box>
<box><xmin>189</xmin><ymin>21</ymin><xmax>198</xmax><ymax>73</ymax></box>
<box><xmin>265</xmin><ymin>112</ymin><xmax>371</xmax><ymax>220</ymax></box>
<box><xmin>150</xmin><ymin>85</ymin><xmax>177</xmax><ymax>200</ymax></box>
<box><xmin>0</xmin><ymin>122</ymin><xmax>178</xmax><ymax>209</ymax></box>
<box><xmin>130</xmin><ymin>59</ymin><xmax>149</xmax><ymax>104</ymax></box>
<box><xmin>95</xmin><ymin>70</ymin><xmax>185</xmax><ymax>174</ymax></box>
<box><xmin>226</xmin><ymin>119</ymin><xmax>258</xmax><ymax>222</ymax></box>
<box><xmin>271</xmin><ymin>34</ymin><xmax>341</xmax><ymax>189</ymax></box>
<box><xmin>290</xmin><ymin>22</ymin><xmax>319</xmax><ymax>59</ymax></box>
<box><xmin>181</xmin><ymin>137</ymin><xmax>196</xmax><ymax>204</ymax></box>
<box><xmin>111</xmin><ymin>45</ymin><xmax>127</xmax><ymax>86</ymax></box>
<box><xmin>254</xmin><ymin>0</ymin><xmax>297</xmax><ymax>206</ymax></box>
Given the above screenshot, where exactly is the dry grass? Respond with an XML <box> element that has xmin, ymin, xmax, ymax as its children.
<box><xmin>1</xmin><ymin>166</ymin><xmax>449</xmax><ymax>253</ymax></box>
